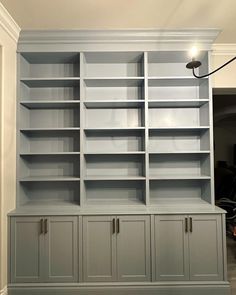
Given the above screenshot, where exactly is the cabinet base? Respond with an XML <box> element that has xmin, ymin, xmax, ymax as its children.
<box><xmin>8</xmin><ymin>282</ymin><xmax>231</xmax><ymax>295</ymax></box>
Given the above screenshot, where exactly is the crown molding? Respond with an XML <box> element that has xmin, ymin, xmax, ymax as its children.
<box><xmin>0</xmin><ymin>286</ymin><xmax>7</xmax><ymax>295</ymax></box>
<box><xmin>0</xmin><ymin>2</ymin><xmax>20</xmax><ymax>43</ymax></box>
<box><xmin>212</xmin><ymin>43</ymin><xmax>236</xmax><ymax>55</ymax></box>
<box><xmin>18</xmin><ymin>29</ymin><xmax>220</xmax><ymax>52</ymax></box>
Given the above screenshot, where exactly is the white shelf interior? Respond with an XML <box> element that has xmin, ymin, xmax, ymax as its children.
<box><xmin>84</xmin><ymin>129</ymin><xmax>144</xmax><ymax>153</ymax></box>
<box><xmin>83</xmin><ymin>52</ymin><xmax>144</xmax><ymax>77</ymax></box>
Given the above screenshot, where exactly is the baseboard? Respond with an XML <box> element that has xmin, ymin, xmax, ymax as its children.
<box><xmin>0</xmin><ymin>286</ymin><xmax>7</xmax><ymax>295</ymax></box>
<box><xmin>8</xmin><ymin>283</ymin><xmax>231</xmax><ymax>295</ymax></box>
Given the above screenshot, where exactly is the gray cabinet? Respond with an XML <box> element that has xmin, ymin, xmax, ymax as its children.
<box><xmin>154</xmin><ymin>214</ymin><xmax>223</xmax><ymax>281</ymax></box>
<box><xmin>10</xmin><ymin>216</ymin><xmax>78</xmax><ymax>283</ymax></box>
<box><xmin>10</xmin><ymin>217</ymin><xmax>44</xmax><ymax>283</ymax></box>
<box><xmin>83</xmin><ymin>215</ymin><xmax>150</xmax><ymax>282</ymax></box>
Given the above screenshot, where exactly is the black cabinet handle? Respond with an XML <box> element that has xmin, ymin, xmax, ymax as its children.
<box><xmin>112</xmin><ymin>218</ymin><xmax>116</xmax><ymax>234</ymax></box>
<box><xmin>185</xmin><ymin>217</ymin><xmax>188</xmax><ymax>233</ymax></box>
<box><xmin>117</xmin><ymin>218</ymin><xmax>120</xmax><ymax>234</ymax></box>
<box><xmin>189</xmin><ymin>217</ymin><xmax>193</xmax><ymax>233</ymax></box>
<box><xmin>44</xmin><ymin>219</ymin><xmax>48</xmax><ymax>234</ymax></box>
<box><xmin>40</xmin><ymin>219</ymin><xmax>44</xmax><ymax>234</ymax></box>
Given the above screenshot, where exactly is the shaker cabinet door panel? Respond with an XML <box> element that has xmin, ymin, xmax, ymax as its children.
<box><xmin>44</xmin><ymin>216</ymin><xmax>78</xmax><ymax>282</ymax></box>
<box><xmin>82</xmin><ymin>216</ymin><xmax>116</xmax><ymax>282</ymax></box>
<box><xmin>10</xmin><ymin>217</ymin><xmax>44</xmax><ymax>283</ymax></box>
<box><xmin>154</xmin><ymin>215</ymin><xmax>189</xmax><ymax>281</ymax></box>
<box><xmin>117</xmin><ymin>215</ymin><xmax>151</xmax><ymax>281</ymax></box>
<box><xmin>189</xmin><ymin>215</ymin><xmax>223</xmax><ymax>281</ymax></box>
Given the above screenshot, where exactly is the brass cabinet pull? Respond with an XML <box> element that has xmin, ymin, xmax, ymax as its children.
<box><xmin>185</xmin><ymin>217</ymin><xmax>188</xmax><ymax>233</ymax></box>
<box><xmin>189</xmin><ymin>217</ymin><xmax>193</xmax><ymax>233</ymax></box>
<box><xmin>40</xmin><ymin>219</ymin><xmax>44</xmax><ymax>234</ymax></box>
<box><xmin>117</xmin><ymin>218</ymin><xmax>120</xmax><ymax>234</ymax></box>
<box><xmin>112</xmin><ymin>218</ymin><xmax>116</xmax><ymax>234</ymax></box>
<box><xmin>44</xmin><ymin>219</ymin><xmax>48</xmax><ymax>234</ymax></box>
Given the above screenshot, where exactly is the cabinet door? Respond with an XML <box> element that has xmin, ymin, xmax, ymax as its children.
<box><xmin>44</xmin><ymin>216</ymin><xmax>78</xmax><ymax>282</ymax></box>
<box><xmin>83</xmin><ymin>216</ymin><xmax>116</xmax><ymax>282</ymax></box>
<box><xmin>117</xmin><ymin>215</ymin><xmax>151</xmax><ymax>281</ymax></box>
<box><xmin>189</xmin><ymin>214</ymin><xmax>223</xmax><ymax>281</ymax></box>
<box><xmin>154</xmin><ymin>215</ymin><xmax>189</xmax><ymax>281</ymax></box>
<box><xmin>10</xmin><ymin>217</ymin><xmax>44</xmax><ymax>283</ymax></box>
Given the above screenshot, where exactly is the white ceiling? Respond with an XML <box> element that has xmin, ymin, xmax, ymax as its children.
<box><xmin>1</xmin><ymin>0</ymin><xmax>236</xmax><ymax>43</ymax></box>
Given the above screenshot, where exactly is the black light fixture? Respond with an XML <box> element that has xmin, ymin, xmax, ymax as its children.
<box><xmin>186</xmin><ymin>46</ymin><xmax>236</xmax><ymax>79</ymax></box>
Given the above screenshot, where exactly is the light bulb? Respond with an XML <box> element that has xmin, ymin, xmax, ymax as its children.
<box><xmin>189</xmin><ymin>46</ymin><xmax>199</xmax><ymax>59</ymax></box>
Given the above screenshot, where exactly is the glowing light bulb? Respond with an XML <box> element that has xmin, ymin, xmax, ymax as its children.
<box><xmin>189</xmin><ymin>46</ymin><xmax>199</xmax><ymax>59</ymax></box>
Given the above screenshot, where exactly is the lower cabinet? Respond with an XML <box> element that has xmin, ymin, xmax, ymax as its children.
<box><xmin>10</xmin><ymin>216</ymin><xmax>78</xmax><ymax>283</ymax></box>
<box><xmin>10</xmin><ymin>213</ymin><xmax>225</xmax><ymax>286</ymax></box>
<box><xmin>154</xmin><ymin>214</ymin><xmax>224</xmax><ymax>281</ymax></box>
<box><xmin>82</xmin><ymin>215</ymin><xmax>151</xmax><ymax>282</ymax></box>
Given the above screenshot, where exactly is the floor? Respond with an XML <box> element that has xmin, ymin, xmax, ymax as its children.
<box><xmin>227</xmin><ymin>237</ymin><xmax>236</xmax><ymax>294</ymax></box>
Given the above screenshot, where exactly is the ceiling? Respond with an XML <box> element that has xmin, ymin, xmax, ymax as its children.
<box><xmin>1</xmin><ymin>0</ymin><xmax>236</xmax><ymax>43</ymax></box>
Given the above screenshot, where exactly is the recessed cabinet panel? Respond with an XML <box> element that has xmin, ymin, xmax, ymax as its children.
<box><xmin>117</xmin><ymin>216</ymin><xmax>151</xmax><ymax>281</ymax></box>
<box><xmin>83</xmin><ymin>216</ymin><xmax>116</xmax><ymax>282</ymax></box>
<box><xmin>189</xmin><ymin>215</ymin><xmax>223</xmax><ymax>281</ymax></box>
<box><xmin>45</xmin><ymin>217</ymin><xmax>78</xmax><ymax>282</ymax></box>
<box><xmin>154</xmin><ymin>215</ymin><xmax>189</xmax><ymax>281</ymax></box>
<box><xmin>10</xmin><ymin>217</ymin><xmax>44</xmax><ymax>283</ymax></box>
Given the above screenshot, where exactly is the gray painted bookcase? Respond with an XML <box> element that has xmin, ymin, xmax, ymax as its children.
<box><xmin>8</xmin><ymin>30</ymin><xmax>230</xmax><ymax>295</ymax></box>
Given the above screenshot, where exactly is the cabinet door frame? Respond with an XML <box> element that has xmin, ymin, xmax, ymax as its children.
<box><xmin>10</xmin><ymin>216</ymin><xmax>44</xmax><ymax>283</ymax></box>
<box><xmin>82</xmin><ymin>215</ymin><xmax>117</xmax><ymax>282</ymax></box>
<box><xmin>154</xmin><ymin>215</ymin><xmax>189</xmax><ymax>281</ymax></box>
<box><xmin>188</xmin><ymin>214</ymin><xmax>223</xmax><ymax>281</ymax></box>
<box><xmin>44</xmin><ymin>216</ymin><xmax>78</xmax><ymax>282</ymax></box>
<box><xmin>116</xmin><ymin>215</ymin><xmax>151</xmax><ymax>282</ymax></box>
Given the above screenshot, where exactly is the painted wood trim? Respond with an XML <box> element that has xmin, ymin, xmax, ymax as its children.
<box><xmin>17</xmin><ymin>29</ymin><xmax>220</xmax><ymax>52</ymax></box>
<box><xmin>7</xmin><ymin>283</ymin><xmax>231</xmax><ymax>295</ymax></box>
<box><xmin>0</xmin><ymin>2</ymin><xmax>20</xmax><ymax>42</ymax></box>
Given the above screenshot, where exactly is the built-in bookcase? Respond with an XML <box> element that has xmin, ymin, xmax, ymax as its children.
<box><xmin>17</xmin><ymin>50</ymin><xmax>213</xmax><ymax>209</ymax></box>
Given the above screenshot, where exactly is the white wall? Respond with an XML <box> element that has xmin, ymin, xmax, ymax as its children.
<box><xmin>212</xmin><ymin>45</ymin><xmax>236</xmax><ymax>88</ymax></box>
<box><xmin>0</xmin><ymin>3</ymin><xmax>20</xmax><ymax>292</ymax></box>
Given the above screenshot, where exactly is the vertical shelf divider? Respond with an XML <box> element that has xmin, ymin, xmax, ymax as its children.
<box><xmin>207</xmin><ymin>52</ymin><xmax>215</xmax><ymax>205</ymax></box>
<box><xmin>80</xmin><ymin>52</ymin><xmax>85</xmax><ymax>207</ymax></box>
<box><xmin>144</xmin><ymin>52</ymin><xmax>150</xmax><ymax>206</ymax></box>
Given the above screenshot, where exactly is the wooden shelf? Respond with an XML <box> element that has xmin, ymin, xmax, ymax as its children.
<box><xmin>20</xmin><ymin>77</ymin><xmax>80</xmax><ymax>87</ymax></box>
<box><xmin>148</xmin><ymin>99</ymin><xmax>209</xmax><ymax>108</ymax></box>
<box><xmin>84</xmin><ymin>100</ymin><xmax>144</xmax><ymax>108</ymax></box>
<box><xmin>20</xmin><ymin>176</ymin><xmax>80</xmax><ymax>182</ymax></box>
<box><xmin>20</xmin><ymin>100</ymin><xmax>80</xmax><ymax>109</ymax></box>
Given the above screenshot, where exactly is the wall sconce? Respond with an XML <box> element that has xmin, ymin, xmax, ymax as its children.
<box><xmin>186</xmin><ymin>46</ymin><xmax>236</xmax><ymax>79</ymax></box>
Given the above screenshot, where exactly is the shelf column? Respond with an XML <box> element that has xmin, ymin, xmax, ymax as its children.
<box><xmin>144</xmin><ymin>52</ymin><xmax>150</xmax><ymax>205</ymax></box>
<box><xmin>80</xmin><ymin>52</ymin><xmax>85</xmax><ymax>207</ymax></box>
